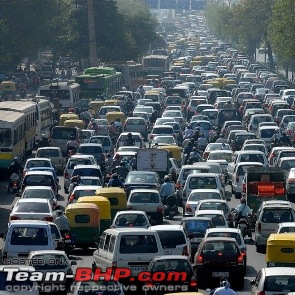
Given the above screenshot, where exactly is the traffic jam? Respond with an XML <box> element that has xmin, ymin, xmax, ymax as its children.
<box><xmin>2</xmin><ymin>10</ymin><xmax>295</xmax><ymax>295</ymax></box>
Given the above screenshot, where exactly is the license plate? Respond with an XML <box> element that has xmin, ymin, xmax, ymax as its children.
<box><xmin>64</xmin><ymin>240</ymin><xmax>71</xmax><ymax>244</ymax></box>
<box><xmin>164</xmin><ymin>250</ymin><xmax>173</xmax><ymax>255</ymax></box>
<box><xmin>212</xmin><ymin>272</ymin><xmax>229</xmax><ymax>277</ymax></box>
<box><xmin>169</xmin><ymin>211</ymin><xmax>175</xmax><ymax>214</ymax></box>
<box><xmin>191</xmin><ymin>238</ymin><xmax>202</xmax><ymax>243</ymax></box>
<box><xmin>131</xmin><ymin>267</ymin><xmax>147</xmax><ymax>271</ymax></box>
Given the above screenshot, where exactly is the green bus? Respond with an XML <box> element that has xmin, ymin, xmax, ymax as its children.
<box><xmin>75</xmin><ymin>67</ymin><xmax>122</xmax><ymax>99</ymax></box>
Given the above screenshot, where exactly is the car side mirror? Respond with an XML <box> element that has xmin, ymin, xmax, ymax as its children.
<box><xmin>250</xmin><ymin>279</ymin><xmax>255</xmax><ymax>285</ymax></box>
<box><xmin>0</xmin><ymin>233</ymin><xmax>4</xmax><ymax>239</ymax></box>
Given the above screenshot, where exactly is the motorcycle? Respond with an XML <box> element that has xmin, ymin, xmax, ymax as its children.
<box><xmin>163</xmin><ymin>195</ymin><xmax>178</xmax><ymax>219</ymax></box>
<box><xmin>67</xmin><ymin>148</ymin><xmax>76</xmax><ymax>160</ymax></box>
<box><xmin>8</xmin><ymin>173</ymin><xmax>20</xmax><ymax>194</ymax></box>
<box><xmin>61</xmin><ymin>231</ymin><xmax>75</xmax><ymax>257</ymax></box>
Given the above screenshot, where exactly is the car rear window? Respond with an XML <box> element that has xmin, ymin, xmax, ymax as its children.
<box><xmin>119</xmin><ymin>135</ymin><xmax>141</xmax><ymax>142</ymax></box>
<box><xmin>119</xmin><ymin>235</ymin><xmax>158</xmax><ymax>254</ymax></box>
<box><xmin>199</xmin><ymin>202</ymin><xmax>229</xmax><ymax>214</ymax></box>
<box><xmin>197</xmin><ymin>214</ymin><xmax>226</xmax><ymax>227</ymax></box>
<box><xmin>189</xmin><ymin>177</ymin><xmax>217</xmax><ymax>189</ymax></box>
<box><xmin>10</xmin><ymin>227</ymin><xmax>49</xmax><ymax>246</ymax></box>
<box><xmin>115</xmin><ymin>214</ymin><xmax>147</xmax><ymax>227</ymax></box>
<box><xmin>189</xmin><ymin>191</ymin><xmax>221</xmax><ymax>201</ymax></box>
<box><xmin>73</xmin><ymin>189</ymin><xmax>96</xmax><ymax>199</ymax></box>
<box><xmin>26</xmin><ymin>160</ymin><xmax>51</xmax><ymax>169</ymax></box>
<box><xmin>260</xmin><ymin>129</ymin><xmax>276</xmax><ymax>138</ymax></box>
<box><xmin>207</xmin><ymin>232</ymin><xmax>242</xmax><ymax>246</ymax></box>
<box><xmin>126</xmin><ymin>119</ymin><xmax>145</xmax><ymax>125</ymax></box>
<box><xmin>265</xmin><ymin>276</ymin><xmax>295</xmax><ymax>292</ymax></box>
<box><xmin>126</xmin><ymin>174</ymin><xmax>156</xmax><ymax>183</ymax></box>
<box><xmin>262</xmin><ymin>209</ymin><xmax>294</xmax><ymax>223</ymax></box>
<box><xmin>157</xmin><ymin>231</ymin><xmax>186</xmax><ymax>248</ymax></box>
<box><xmin>184</xmin><ymin>220</ymin><xmax>211</xmax><ymax>234</ymax></box>
<box><xmin>51</xmin><ymin>127</ymin><xmax>76</xmax><ymax>140</ymax></box>
<box><xmin>24</xmin><ymin>175</ymin><xmax>54</xmax><ymax>186</ymax></box>
<box><xmin>77</xmin><ymin>146</ymin><xmax>103</xmax><ymax>154</ymax></box>
<box><xmin>130</xmin><ymin>192</ymin><xmax>159</xmax><ymax>203</ymax></box>
<box><xmin>72</xmin><ymin>168</ymin><xmax>102</xmax><ymax>178</ymax></box>
<box><xmin>166</xmin><ymin>97</ymin><xmax>181</xmax><ymax>104</ymax></box>
<box><xmin>37</xmin><ymin>149</ymin><xmax>59</xmax><ymax>157</ymax></box>
<box><xmin>68</xmin><ymin>159</ymin><xmax>92</xmax><ymax>169</ymax></box>
<box><xmin>14</xmin><ymin>202</ymin><xmax>50</xmax><ymax>213</ymax></box>
<box><xmin>22</xmin><ymin>189</ymin><xmax>53</xmax><ymax>199</ymax></box>
<box><xmin>182</xmin><ymin>169</ymin><xmax>210</xmax><ymax>180</ymax></box>
<box><xmin>153</xmin><ymin>127</ymin><xmax>174</xmax><ymax>134</ymax></box>
<box><xmin>202</xmin><ymin>241</ymin><xmax>238</xmax><ymax>255</ymax></box>
<box><xmin>240</xmin><ymin>154</ymin><xmax>264</xmax><ymax>163</ymax></box>
<box><xmin>253</xmin><ymin>116</ymin><xmax>272</xmax><ymax>124</ymax></box>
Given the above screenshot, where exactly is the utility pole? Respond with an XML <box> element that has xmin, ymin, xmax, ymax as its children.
<box><xmin>87</xmin><ymin>0</ymin><xmax>98</xmax><ymax>67</ymax></box>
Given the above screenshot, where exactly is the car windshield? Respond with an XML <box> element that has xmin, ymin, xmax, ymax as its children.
<box><xmin>157</xmin><ymin>231</ymin><xmax>186</xmax><ymax>247</ymax></box>
<box><xmin>14</xmin><ymin>202</ymin><xmax>50</xmax><ymax>213</ymax></box>
<box><xmin>115</xmin><ymin>214</ymin><xmax>147</xmax><ymax>227</ymax></box>
<box><xmin>130</xmin><ymin>192</ymin><xmax>159</xmax><ymax>203</ymax></box>
<box><xmin>22</xmin><ymin>189</ymin><xmax>53</xmax><ymax>199</ymax></box>
<box><xmin>202</xmin><ymin>241</ymin><xmax>238</xmax><ymax>255</ymax></box>
<box><xmin>30</xmin><ymin>254</ymin><xmax>68</xmax><ymax>270</ymax></box>
<box><xmin>198</xmin><ymin>214</ymin><xmax>226</xmax><ymax>226</ymax></box>
<box><xmin>77</xmin><ymin>146</ymin><xmax>102</xmax><ymax>154</ymax></box>
<box><xmin>184</xmin><ymin>220</ymin><xmax>211</xmax><ymax>234</ymax></box>
<box><xmin>261</xmin><ymin>129</ymin><xmax>276</xmax><ymax>138</ymax></box>
<box><xmin>199</xmin><ymin>202</ymin><xmax>229</xmax><ymax>214</ymax></box>
<box><xmin>262</xmin><ymin>209</ymin><xmax>294</xmax><ymax>223</ymax></box>
<box><xmin>151</xmin><ymin>259</ymin><xmax>192</xmax><ymax>274</ymax></box>
<box><xmin>265</xmin><ymin>276</ymin><xmax>295</xmax><ymax>292</ymax></box>
<box><xmin>240</xmin><ymin>154</ymin><xmax>264</xmax><ymax>163</ymax></box>
<box><xmin>208</xmin><ymin>153</ymin><xmax>232</xmax><ymax>161</ymax></box>
<box><xmin>24</xmin><ymin>175</ymin><xmax>54</xmax><ymax>186</ymax></box>
<box><xmin>126</xmin><ymin>174</ymin><xmax>156</xmax><ymax>183</ymax></box>
<box><xmin>189</xmin><ymin>191</ymin><xmax>221</xmax><ymax>202</ymax></box>
<box><xmin>189</xmin><ymin>177</ymin><xmax>217</xmax><ymax>189</ymax></box>
<box><xmin>26</xmin><ymin>160</ymin><xmax>51</xmax><ymax>169</ymax></box>
<box><xmin>119</xmin><ymin>235</ymin><xmax>158</xmax><ymax>254</ymax></box>
<box><xmin>207</xmin><ymin>232</ymin><xmax>242</xmax><ymax>246</ymax></box>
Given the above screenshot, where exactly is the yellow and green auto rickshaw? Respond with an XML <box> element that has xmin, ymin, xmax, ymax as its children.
<box><xmin>104</xmin><ymin>99</ymin><xmax>120</xmax><ymax>106</ymax></box>
<box><xmin>59</xmin><ymin>113</ymin><xmax>79</xmax><ymax>126</ymax></box>
<box><xmin>77</xmin><ymin>196</ymin><xmax>111</xmax><ymax>234</ymax></box>
<box><xmin>65</xmin><ymin>203</ymin><xmax>100</xmax><ymax>248</ymax></box>
<box><xmin>89</xmin><ymin>100</ymin><xmax>105</xmax><ymax>115</ymax></box>
<box><xmin>64</xmin><ymin>119</ymin><xmax>85</xmax><ymax>129</ymax></box>
<box><xmin>266</xmin><ymin>233</ymin><xmax>295</xmax><ymax>267</ymax></box>
<box><xmin>159</xmin><ymin>145</ymin><xmax>182</xmax><ymax>166</ymax></box>
<box><xmin>0</xmin><ymin>81</ymin><xmax>16</xmax><ymax>99</ymax></box>
<box><xmin>95</xmin><ymin>187</ymin><xmax>127</xmax><ymax>220</ymax></box>
<box><xmin>106</xmin><ymin>111</ymin><xmax>126</xmax><ymax>124</ymax></box>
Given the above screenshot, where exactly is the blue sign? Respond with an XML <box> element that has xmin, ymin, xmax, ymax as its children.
<box><xmin>159</xmin><ymin>0</ymin><xmax>177</xmax><ymax>9</ymax></box>
<box><xmin>191</xmin><ymin>0</ymin><xmax>205</xmax><ymax>10</ymax></box>
<box><xmin>177</xmin><ymin>0</ymin><xmax>190</xmax><ymax>10</ymax></box>
<box><xmin>145</xmin><ymin>0</ymin><xmax>158</xmax><ymax>9</ymax></box>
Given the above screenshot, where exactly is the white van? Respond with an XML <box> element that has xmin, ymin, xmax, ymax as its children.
<box><xmin>1</xmin><ymin>220</ymin><xmax>55</xmax><ymax>264</ymax></box>
<box><xmin>92</xmin><ymin>228</ymin><xmax>163</xmax><ymax>277</ymax></box>
<box><xmin>247</xmin><ymin>114</ymin><xmax>274</xmax><ymax>133</ymax></box>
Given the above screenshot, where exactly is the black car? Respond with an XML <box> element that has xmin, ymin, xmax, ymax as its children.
<box><xmin>145</xmin><ymin>255</ymin><xmax>198</xmax><ymax>295</ymax></box>
<box><xmin>123</xmin><ymin>171</ymin><xmax>160</xmax><ymax>196</ymax></box>
<box><xmin>195</xmin><ymin>237</ymin><xmax>245</xmax><ymax>290</ymax></box>
<box><xmin>181</xmin><ymin>217</ymin><xmax>215</xmax><ymax>261</ymax></box>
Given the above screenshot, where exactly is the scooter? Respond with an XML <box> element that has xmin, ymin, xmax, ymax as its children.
<box><xmin>163</xmin><ymin>195</ymin><xmax>178</xmax><ymax>219</ymax></box>
<box><xmin>8</xmin><ymin>173</ymin><xmax>20</xmax><ymax>194</ymax></box>
<box><xmin>62</xmin><ymin>231</ymin><xmax>75</xmax><ymax>257</ymax></box>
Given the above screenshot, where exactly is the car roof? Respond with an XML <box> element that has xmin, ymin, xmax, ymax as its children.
<box><xmin>263</xmin><ymin>267</ymin><xmax>295</xmax><ymax>276</ymax></box>
<box><xmin>182</xmin><ymin>217</ymin><xmax>212</xmax><ymax>221</ymax></box>
<box><xmin>68</xmin><ymin>155</ymin><xmax>95</xmax><ymax>159</ymax></box>
<box><xmin>73</xmin><ymin>185</ymin><xmax>101</xmax><ymax>191</ymax></box>
<box><xmin>79</xmin><ymin>143</ymin><xmax>102</xmax><ymax>147</ymax></box>
<box><xmin>116</xmin><ymin>210</ymin><xmax>147</xmax><ymax>215</ymax></box>
<box><xmin>198</xmin><ymin>199</ymin><xmax>227</xmax><ymax>204</ymax></box>
<box><xmin>73</xmin><ymin>164</ymin><xmax>101</xmax><ymax>169</ymax></box>
<box><xmin>23</xmin><ymin>186</ymin><xmax>54</xmax><ymax>190</ymax></box>
<box><xmin>206</xmin><ymin>228</ymin><xmax>242</xmax><ymax>234</ymax></box>
<box><xmin>16</xmin><ymin>198</ymin><xmax>50</xmax><ymax>203</ymax></box>
<box><xmin>196</xmin><ymin>210</ymin><xmax>225</xmax><ymax>215</ymax></box>
<box><xmin>25</xmin><ymin>171</ymin><xmax>53</xmax><ymax>176</ymax></box>
<box><xmin>202</xmin><ymin>237</ymin><xmax>237</xmax><ymax>243</ymax></box>
<box><xmin>153</xmin><ymin>255</ymin><xmax>190</xmax><ymax>261</ymax></box>
<box><xmin>29</xmin><ymin>250</ymin><xmax>66</xmax><ymax>256</ymax></box>
<box><xmin>37</xmin><ymin>147</ymin><xmax>61</xmax><ymax>151</ymax></box>
<box><xmin>129</xmin><ymin>189</ymin><xmax>159</xmax><ymax>193</ymax></box>
<box><xmin>190</xmin><ymin>189</ymin><xmax>221</xmax><ymax>193</ymax></box>
<box><xmin>278</xmin><ymin>222</ymin><xmax>295</xmax><ymax>227</ymax></box>
<box><xmin>150</xmin><ymin>225</ymin><xmax>183</xmax><ymax>231</ymax></box>
<box><xmin>120</xmin><ymin>132</ymin><xmax>141</xmax><ymax>136</ymax></box>
<box><xmin>27</xmin><ymin>158</ymin><xmax>51</xmax><ymax>162</ymax></box>
<box><xmin>187</xmin><ymin>173</ymin><xmax>219</xmax><ymax>177</ymax></box>
<box><xmin>128</xmin><ymin>171</ymin><xmax>157</xmax><ymax>175</ymax></box>
<box><xmin>236</xmin><ymin>162</ymin><xmax>263</xmax><ymax>167</ymax></box>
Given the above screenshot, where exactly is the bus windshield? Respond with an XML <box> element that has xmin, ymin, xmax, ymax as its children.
<box><xmin>76</xmin><ymin>78</ymin><xmax>105</xmax><ymax>90</ymax></box>
<box><xmin>0</xmin><ymin>128</ymin><xmax>12</xmax><ymax>146</ymax></box>
<box><xmin>39</xmin><ymin>90</ymin><xmax>70</xmax><ymax>100</ymax></box>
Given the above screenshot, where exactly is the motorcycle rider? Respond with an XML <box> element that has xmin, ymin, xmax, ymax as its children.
<box><xmin>116</xmin><ymin>161</ymin><xmax>129</xmax><ymax>180</ymax></box>
<box><xmin>55</xmin><ymin>210</ymin><xmax>70</xmax><ymax>236</ymax></box>
<box><xmin>196</xmin><ymin>133</ymin><xmax>208</xmax><ymax>150</ymax></box>
<box><xmin>124</xmin><ymin>133</ymin><xmax>135</xmax><ymax>146</ymax></box>
<box><xmin>189</xmin><ymin>147</ymin><xmax>203</xmax><ymax>164</ymax></box>
<box><xmin>234</xmin><ymin>198</ymin><xmax>253</xmax><ymax>237</ymax></box>
<box><xmin>183</xmin><ymin>124</ymin><xmax>194</xmax><ymax>139</ymax></box>
<box><xmin>7</xmin><ymin>157</ymin><xmax>23</xmax><ymax>192</ymax></box>
<box><xmin>108</xmin><ymin>173</ymin><xmax>123</xmax><ymax>188</ymax></box>
<box><xmin>137</xmin><ymin>85</ymin><xmax>145</xmax><ymax>97</ymax></box>
<box><xmin>159</xmin><ymin>175</ymin><xmax>175</xmax><ymax>205</ymax></box>
<box><xmin>68</xmin><ymin>175</ymin><xmax>82</xmax><ymax>195</ymax></box>
<box><xmin>278</xmin><ymin>130</ymin><xmax>292</xmax><ymax>146</ymax></box>
<box><xmin>271</xmin><ymin>129</ymin><xmax>281</xmax><ymax>145</ymax></box>
<box><xmin>38</xmin><ymin>134</ymin><xmax>50</xmax><ymax>147</ymax></box>
<box><xmin>211</xmin><ymin>278</ymin><xmax>237</xmax><ymax>295</ymax></box>
<box><xmin>66</xmin><ymin>135</ymin><xmax>79</xmax><ymax>154</ymax></box>
<box><xmin>114</xmin><ymin>117</ymin><xmax>123</xmax><ymax>129</ymax></box>
<box><xmin>223</xmin><ymin>100</ymin><xmax>235</xmax><ymax>109</ymax></box>
<box><xmin>184</xmin><ymin>140</ymin><xmax>194</xmax><ymax>164</ymax></box>
<box><xmin>124</xmin><ymin>98</ymin><xmax>134</xmax><ymax>113</ymax></box>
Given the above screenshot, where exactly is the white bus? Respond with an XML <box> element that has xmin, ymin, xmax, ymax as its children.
<box><xmin>142</xmin><ymin>55</ymin><xmax>170</xmax><ymax>75</ymax></box>
<box><xmin>38</xmin><ymin>81</ymin><xmax>81</xmax><ymax>109</ymax></box>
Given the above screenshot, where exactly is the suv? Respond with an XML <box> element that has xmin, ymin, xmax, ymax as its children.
<box><xmin>127</xmin><ymin>189</ymin><xmax>163</xmax><ymax>225</ymax></box>
<box><xmin>195</xmin><ymin>237</ymin><xmax>245</xmax><ymax>289</ymax></box>
<box><xmin>255</xmin><ymin>200</ymin><xmax>295</xmax><ymax>252</ymax></box>
<box><xmin>63</xmin><ymin>155</ymin><xmax>97</xmax><ymax>193</ymax></box>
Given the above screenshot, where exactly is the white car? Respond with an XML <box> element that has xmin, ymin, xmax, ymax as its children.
<box><xmin>111</xmin><ymin>211</ymin><xmax>150</xmax><ymax>229</ymax></box>
<box><xmin>251</xmin><ymin>267</ymin><xmax>295</xmax><ymax>295</ymax></box>
<box><xmin>10</xmin><ymin>198</ymin><xmax>54</xmax><ymax>222</ymax></box>
<box><xmin>23</xmin><ymin>157</ymin><xmax>54</xmax><ymax>176</ymax></box>
<box><xmin>150</xmin><ymin>135</ymin><xmax>177</xmax><ymax>147</ymax></box>
<box><xmin>68</xmin><ymin>185</ymin><xmax>103</xmax><ymax>204</ymax></box>
<box><xmin>276</xmin><ymin>222</ymin><xmax>295</xmax><ymax>233</ymax></box>
<box><xmin>184</xmin><ymin>189</ymin><xmax>224</xmax><ymax>216</ymax></box>
<box><xmin>195</xmin><ymin>209</ymin><xmax>229</xmax><ymax>228</ymax></box>
<box><xmin>162</xmin><ymin>110</ymin><xmax>184</xmax><ymax>128</ymax></box>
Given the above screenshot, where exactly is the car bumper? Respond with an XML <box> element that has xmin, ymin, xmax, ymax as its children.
<box><xmin>196</xmin><ymin>266</ymin><xmax>244</xmax><ymax>280</ymax></box>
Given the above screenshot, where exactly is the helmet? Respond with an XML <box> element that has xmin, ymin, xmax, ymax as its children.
<box><xmin>219</xmin><ymin>134</ymin><xmax>224</xmax><ymax>138</ymax></box>
<box><xmin>116</xmin><ymin>117</ymin><xmax>120</xmax><ymax>122</ymax></box>
<box><xmin>42</xmin><ymin>134</ymin><xmax>46</xmax><ymax>139</ymax></box>
<box><xmin>13</xmin><ymin>157</ymin><xmax>19</xmax><ymax>163</ymax></box>
<box><xmin>127</xmin><ymin>133</ymin><xmax>132</xmax><ymax>138</ymax></box>
<box><xmin>70</xmin><ymin>135</ymin><xmax>75</xmax><ymax>140</ymax></box>
<box><xmin>241</xmin><ymin>197</ymin><xmax>246</xmax><ymax>204</ymax></box>
<box><xmin>164</xmin><ymin>175</ymin><xmax>170</xmax><ymax>182</ymax></box>
<box><xmin>220</xmin><ymin>278</ymin><xmax>229</xmax><ymax>287</ymax></box>
<box><xmin>187</xmin><ymin>124</ymin><xmax>192</xmax><ymax>129</ymax></box>
<box><xmin>53</xmin><ymin>120</ymin><xmax>58</xmax><ymax>125</ymax></box>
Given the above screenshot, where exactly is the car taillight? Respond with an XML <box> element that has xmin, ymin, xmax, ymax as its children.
<box><xmin>157</xmin><ymin>206</ymin><xmax>163</xmax><ymax>212</ymax></box>
<box><xmin>190</xmin><ymin>276</ymin><xmax>197</xmax><ymax>287</ymax></box>
<box><xmin>242</xmin><ymin>183</ymin><xmax>246</xmax><ymax>193</ymax></box>
<box><xmin>176</xmin><ymin>181</ymin><xmax>181</xmax><ymax>189</ymax></box>
<box><xmin>182</xmin><ymin>245</ymin><xmax>189</xmax><ymax>256</ymax></box>
<box><xmin>196</xmin><ymin>255</ymin><xmax>203</xmax><ymax>265</ymax></box>
<box><xmin>257</xmin><ymin>292</ymin><xmax>265</xmax><ymax>295</ymax></box>
<box><xmin>43</xmin><ymin>216</ymin><xmax>53</xmax><ymax>222</ymax></box>
<box><xmin>185</xmin><ymin>204</ymin><xmax>192</xmax><ymax>213</ymax></box>
<box><xmin>237</xmin><ymin>254</ymin><xmax>244</xmax><ymax>264</ymax></box>
<box><xmin>257</xmin><ymin>222</ymin><xmax>261</xmax><ymax>233</ymax></box>
<box><xmin>10</xmin><ymin>216</ymin><xmax>20</xmax><ymax>221</ymax></box>
<box><xmin>69</xmin><ymin>195</ymin><xmax>74</xmax><ymax>203</ymax></box>
<box><xmin>65</xmin><ymin>233</ymin><xmax>70</xmax><ymax>239</ymax></box>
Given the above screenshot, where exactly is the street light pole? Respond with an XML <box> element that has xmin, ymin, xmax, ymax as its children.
<box><xmin>87</xmin><ymin>0</ymin><xmax>98</xmax><ymax>67</ymax></box>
